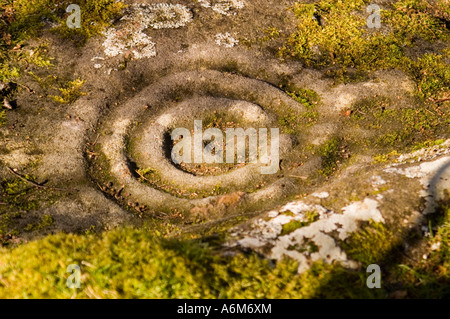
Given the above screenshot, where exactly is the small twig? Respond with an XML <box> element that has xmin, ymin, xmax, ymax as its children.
<box><xmin>289</xmin><ymin>175</ymin><xmax>308</xmax><ymax>180</ymax></box>
<box><xmin>14</xmin><ymin>82</ymin><xmax>34</xmax><ymax>94</ymax></box>
<box><xmin>7</xmin><ymin>167</ymin><xmax>47</xmax><ymax>189</ymax></box>
<box><xmin>7</xmin><ymin>167</ymin><xmax>75</xmax><ymax>192</ymax></box>
<box><xmin>96</xmin><ymin>182</ymin><xmax>104</xmax><ymax>190</ymax></box>
<box><xmin>93</xmin><ymin>134</ymin><xmax>100</xmax><ymax>146</ymax></box>
<box><xmin>424</xmin><ymin>108</ymin><xmax>436</xmax><ymax>116</ymax></box>
<box><xmin>0</xmin><ymin>202</ymin><xmax>6</xmax><ymax>205</ymax></box>
<box><xmin>86</xmin><ymin>150</ymin><xmax>99</xmax><ymax>157</ymax></box>
<box><xmin>87</xmin><ymin>134</ymin><xmax>100</xmax><ymax>147</ymax></box>
<box><xmin>431</xmin><ymin>97</ymin><xmax>450</xmax><ymax>103</ymax></box>
<box><xmin>135</xmin><ymin>169</ymin><xmax>152</xmax><ymax>183</ymax></box>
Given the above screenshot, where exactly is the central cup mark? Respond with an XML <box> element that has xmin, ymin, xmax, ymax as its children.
<box><xmin>171</xmin><ymin>120</ymin><xmax>280</xmax><ymax>175</ymax></box>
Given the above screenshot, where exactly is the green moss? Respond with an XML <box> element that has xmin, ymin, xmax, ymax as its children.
<box><xmin>281</xmin><ymin>0</ymin><xmax>370</xmax><ymax>69</ymax></box>
<box><xmin>400</xmin><ymin>105</ymin><xmax>448</xmax><ymax>138</ymax></box>
<box><xmin>3</xmin><ymin>178</ymin><xmax>31</xmax><ymax>196</ymax></box>
<box><xmin>27</xmin><ymin>72</ymin><xmax>87</xmax><ymax>105</ymax></box>
<box><xmin>292</xmin><ymin>0</ymin><xmax>446</xmax><ymax>66</ymax></box>
<box><xmin>278</xmin><ymin>108</ymin><xmax>300</xmax><ymax>134</ymax></box>
<box><xmin>24</xmin><ymin>214</ymin><xmax>54</xmax><ymax>232</ymax></box>
<box><xmin>0</xmin><ymin>3</ymin><xmax>53</xmax><ymax>83</ymax></box>
<box><xmin>347</xmin><ymin>96</ymin><xmax>448</xmax><ymax>151</ymax></box>
<box><xmin>376</xmin><ymin>132</ymin><xmax>402</xmax><ymax>146</ymax></box>
<box><xmin>373</xmin><ymin>151</ymin><xmax>400</xmax><ymax>163</ymax></box>
<box><xmin>278</xmin><ymin>107</ymin><xmax>301</xmax><ymax>134</ymax></box>
<box><xmin>84</xmin><ymin>225</ymin><xmax>97</xmax><ymax>235</ymax></box>
<box><xmin>54</xmin><ymin>0</ymin><xmax>126</xmax><ymax>45</ymax></box>
<box><xmin>410</xmin><ymin>52</ymin><xmax>450</xmax><ymax>100</ymax></box>
<box><xmin>342</xmin><ymin>221</ymin><xmax>400</xmax><ymax>267</ymax></box>
<box><xmin>0</xmin><ymin>178</ymin><xmax>39</xmax><ymax>212</ymax></box>
<box><xmin>274</xmin><ymin>86</ymin><xmax>321</xmax><ymax>133</ymax></box>
<box><xmin>0</xmin><ymin>110</ymin><xmax>5</xmax><ymax>127</ymax></box>
<box><xmin>437</xmin><ymin>0</ymin><xmax>450</xmax><ymax>17</ymax></box>
<box><xmin>0</xmin><ymin>227</ymin><xmax>383</xmax><ymax>298</ymax></box>
<box><xmin>281</xmin><ymin>220</ymin><xmax>307</xmax><ymax>235</ymax></box>
<box><xmin>0</xmin><ymin>212</ymin><xmax>21</xmax><ymax>237</ymax></box>
<box><xmin>411</xmin><ymin>139</ymin><xmax>446</xmax><ymax>151</ymax></box>
<box><xmin>392</xmin><ymin>205</ymin><xmax>450</xmax><ymax>298</ymax></box>
<box><xmin>0</xmin><ymin>169</ymin><xmax>64</xmax><ymax>241</ymax></box>
<box><xmin>50</xmin><ymin>78</ymin><xmax>86</xmax><ymax>104</ymax></box>
<box><xmin>277</xmin><ymin>107</ymin><xmax>317</xmax><ymax>133</ymax></box>
<box><xmin>350</xmin><ymin>96</ymin><xmax>393</xmax><ymax>122</ymax></box>
<box><xmin>0</xmin><ymin>0</ymin><xmax>125</xmax><ymax>123</ymax></box>
<box><xmin>281</xmin><ymin>211</ymin><xmax>320</xmax><ymax>235</ymax></box>
<box><xmin>280</xmin><ymin>0</ymin><xmax>450</xmax><ymax>88</ymax></box>
<box><xmin>385</xmin><ymin>0</ymin><xmax>446</xmax><ymax>41</ymax></box>
<box><xmin>285</xmin><ymin>88</ymin><xmax>320</xmax><ymax>108</ymax></box>
<box><xmin>370</xmin><ymin>185</ymin><xmax>391</xmax><ymax>196</ymax></box>
<box><xmin>0</xmin><ymin>1</ymin><xmax>112</xmax><ymax>128</ymax></box>
<box><xmin>2</xmin><ymin>0</ymin><xmax>125</xmax><ymax>45</ymax></box>
<box><xmin>0</xmin><ymin>64</ymin><xmax>21</xmax><ymax>83</ymax></box>
<box><xmin>1</xmin><ymin>0</ymin><xmax>55</xmax><ymax>41</ymax></box>
<box><xmin>318</xmin><ymin>137</ymin><xmax>344</xmax><ymax>176</ymax></box>
<box><xmin>281</xmin><ymin>210</ymin><xmax>295</xmax><ymax>217</ymax></box>
<box><xmin>261</xmin><ymin>27</ymin><xmax>281</xmax><ymax>42</ymax></box>
<box><xmin>0</xmin><ymin>171</ymin><xmax>63</xmax><ymax>242</ymax></box>
<box><xmin>285</xmin><ymin>88</ymin><xmax>320</xmax><ymax>125</ymax></box>
<box><xmin>136</xmin><ymin>167</ymin><xmax>156</xmax><ymax>177</ymax></box>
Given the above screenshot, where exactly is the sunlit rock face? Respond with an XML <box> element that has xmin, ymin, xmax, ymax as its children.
<box><xmin>0</xmin><ymin>0</ymin><xmax>448</xmax><ymax>278</ymax></box>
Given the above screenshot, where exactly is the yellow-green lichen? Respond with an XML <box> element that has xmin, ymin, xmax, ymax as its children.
<box><xmin>50</xmin><ymin>78</ymin><xmax>86</xmax><ymax>104</ymax></box>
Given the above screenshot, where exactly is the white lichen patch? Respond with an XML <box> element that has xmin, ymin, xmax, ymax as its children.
<box><xmin>385</xmin><ymin>157</ymin><xmax>449</xmax><ymax>181</ymax></box>
<box><xmin>102</xmin><ymin>26</ymin><xmax>156</xmax><ymax>59</ymax></box>
<box><xmin>280</xmin><ymin>201</ymin><xmax>331</xmax><ymax>219</ymax></box>
<box><xmin>231</xmin><ymin>202</ymin><xmax>331</xmax><ymax>242</ymax></box>
<box><xmin>123</xmin><ymin>3</ymin><xmax>193</xmax><ymax>29</ymax></box>
<box><xmin>198</xmin><ymin>0</ymin><xmax>245</xmax><ymax>16</ymax></box>
<box><xmin>197</xmin><ymin>0</ymin><xmax>211</xmax><ymax>8</ymax></box>
<box><xmin>101</xmin><ymin>3</ymin><xmax>193</xmax><ymax>60</ymax></box>
<box><xmin>215</xmin><ymin>33</ymin><xmax>239</xmax><ymax>48</ymax></box>
<box><xmin>312</xmin><ymin>192</ymin><xmax>330</xmax><ymax>199</ymax></box>
<box><xmin>371</xmin><ymin>175</ymin><xmax>387</xmax><ymax>188</ymax></box>
<box><xmin>231</xmin><ymin>198</ymin><xmax>384</xmax><ymax>273</ymax></box>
